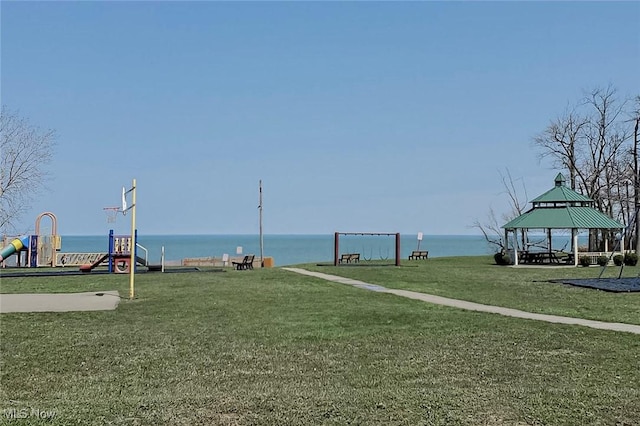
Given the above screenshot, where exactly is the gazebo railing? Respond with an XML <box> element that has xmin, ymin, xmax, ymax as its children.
<box><xmin>507</xmin><ymin>249</ymin><xmax>632</xmax><ymax>265</ymax></box>
<box><xmin>576</xmin><ymin>251</ymin><xmax>625</xmax><ymax>265</ymax></box>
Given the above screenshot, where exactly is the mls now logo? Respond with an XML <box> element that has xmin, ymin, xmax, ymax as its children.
<box><xmin>3</xmin><ymin>408</ymin><xmax>28</xmax><ymax>419</ymax></box>
<box><xmin>3</xmin><ymin>407</ymin><xmax>56</xmax><ymax>420</ymax></box>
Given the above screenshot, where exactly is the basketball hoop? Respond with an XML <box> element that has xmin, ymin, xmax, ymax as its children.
<box><xmin>103</xmin><ymin>207</ymin><xmax>122</xmax><ymax>224</ymax></box>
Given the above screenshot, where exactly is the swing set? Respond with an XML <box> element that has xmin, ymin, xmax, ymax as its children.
<box><xmin>333</xmin><ymin>232</ymin><xmax>401</xmax><ymax>266</ymax></box>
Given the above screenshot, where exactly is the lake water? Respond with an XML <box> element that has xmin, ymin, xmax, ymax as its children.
<box><xmin>54</xmin><ymin>234</ymin><xmax>586</xmax><ymax>266</ymax></box>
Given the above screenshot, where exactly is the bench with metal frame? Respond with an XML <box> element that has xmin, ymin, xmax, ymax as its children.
<box><xmin>408</xmin><ymin>250</ymin><xmax>429</xmax><ymax>260</ymax></box>
<box><xmin>232</xmin><ymin>254</ymin><xmax>255</xmax><ymax>270</ymax></box>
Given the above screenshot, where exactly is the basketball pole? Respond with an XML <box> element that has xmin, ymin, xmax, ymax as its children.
<box><xmin>127</xmin><ymin>179</ymin><xmax>137</xmax><ymax>299</ymax></box>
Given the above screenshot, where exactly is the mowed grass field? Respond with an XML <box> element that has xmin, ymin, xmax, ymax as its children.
<box><xmin>1</xmin><ymin>256</ymin><xmax>639</xmax><ymax>425</ymax></box>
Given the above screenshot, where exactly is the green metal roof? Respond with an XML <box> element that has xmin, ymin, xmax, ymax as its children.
<box><xmin>502</xmin><ymin>173</ymin><xmax>624</xmax><ymax>230</ymax></box>
<box><xmin>502</xmin><ymin>206</ymin><xmax>624</xmax><ymax>230</ymax></box>
<box><xmin>531</xmin><ymin>173</ymin><xmax>592</xmax><ymax>204</ymax></box>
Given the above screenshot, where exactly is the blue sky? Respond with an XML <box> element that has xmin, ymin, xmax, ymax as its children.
<box><xmin>2</xmin><ymin>1</ymin><xmax>639</xmax><ymax>236</ymax></box>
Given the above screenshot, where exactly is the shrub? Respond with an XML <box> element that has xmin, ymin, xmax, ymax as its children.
<box><xmin>613</xmin><ymin>254</ymin><xmax>624</xmax><ymax>266</ymax></box>
<box><xmin>624</xmin><ymin>252</ymin><xmax>638</xmax><ymax>266</ymax></box>
<box><xmin>579</xmin><ymin>255</ymin><xmax>591</xmax><ymax>267</ymax></box>
<box><xmin>494</xmin><ymin>252</ymin><xmax>511</xmax><ymax>265</ymax></box>
<box><xmin>596</xmin><ymin>256</ymin><xmax>609</xmax><ymax>267</ymax></box>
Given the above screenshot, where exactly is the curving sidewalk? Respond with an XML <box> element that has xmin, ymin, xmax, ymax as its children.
<box><xmin>283</xmin><ymin>268</ymin><xmax>640</xmax><ymax>335</ymax></box>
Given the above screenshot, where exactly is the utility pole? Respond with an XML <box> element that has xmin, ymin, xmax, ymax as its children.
<box><xmin>634</xmin><ymin>112</ymin><xmax>639</xmax><ymax>252</ymax></box>
<box><xmin>259</xmin><ymin>180</ymin><xmax>264</xmax><ymax>267</ymax></box>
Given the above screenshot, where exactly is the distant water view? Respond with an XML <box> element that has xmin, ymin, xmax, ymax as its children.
<box><xmin>57</xmin><ymin>234</ymin><xmax>588</xmax><ymax>267</ymax></box>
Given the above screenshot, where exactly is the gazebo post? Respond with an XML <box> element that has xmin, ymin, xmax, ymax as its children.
<box><xmin>512</xmin><ymin>229</ymin><xmax>519</xmax><ymax>265</ymax></box>
<box><xmin>547</xmin><ymin>228</ymin><xmax>552</xmax><ymax>256</ymax></box>
<box><xmin>572</xmin><ymin>229</ymin><xmax>578</xmax><ymax>266</ymax></box>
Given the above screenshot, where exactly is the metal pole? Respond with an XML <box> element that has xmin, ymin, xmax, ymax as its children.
<box><xmin>634</xmin><ymin>115</ymin><xmax>639</xmax><ymax>253</ymax></box>
<box><xmin>259</xmin><ymin>180</ymin><xmax>264</xmax><ymax>267</ymax></box>
<box><xmin>129</xmin><ymin>179</ymin><xmax>137</xmax><ymax>300</ymax></box>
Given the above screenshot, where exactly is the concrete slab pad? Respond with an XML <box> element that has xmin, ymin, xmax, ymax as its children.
<box><xmin>0</xmin><ymin>291</ymin><xmax>120</xmax><ymax>313</ymax></box>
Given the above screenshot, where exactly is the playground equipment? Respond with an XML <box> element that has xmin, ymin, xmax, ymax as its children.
<box><xmin>1</xmin><ymin>227</ymin><xmax>147</xmax><ymax>273</ymax></box>
<box><xmin>78</xmin><ymin>230</ymin><xmax>146</xmax><ymax>273</ymax></box>
<box><xmin>0</xmin><ymin>212</ymin><xmax>62</xmax><ymax>267</ymax></box>
<box><xmin>2</xmin><ymin>180</ymin><xmax>140</xmax><ymax>300</ymax></box>
<box><xmin>0</xmin><ymin>207</ymin><xmax>149</xmax><ymax>276</ymax></box>
<box><xmin>34</xmin><ymin>212</ymin><xmax>62</xmax><ymax>267</ymax></box>
<box><xmin>334</xmin><ymin>232</ymin><xmax>401</xmax><ymax>266</ymax></box>
<box><xmin>0</xmin><ymin>236</ymin><xmax>30</xmax><ymax>264</ymax></box>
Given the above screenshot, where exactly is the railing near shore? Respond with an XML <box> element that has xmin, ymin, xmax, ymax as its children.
<box><xmin>181</xmin><ymin>256</ymin><xmax>274</xmax><ymax>268</ymax></box>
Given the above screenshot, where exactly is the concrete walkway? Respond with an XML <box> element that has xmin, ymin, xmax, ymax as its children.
<box><xmin>283</xmin><ymin>268</ymin><xmax>640</xmax><ymax>335</ymax></box>
<box><xmin>0</xmin><ymin>291</ymin><xmax>121</xmax><ymax>313</ymax></box>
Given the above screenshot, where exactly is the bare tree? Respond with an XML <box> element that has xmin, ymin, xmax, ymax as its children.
<box><xmin>630</xmin><ymin>95</ymin><xmax>640</xmax><ymax>251</ymax></box>
<box><xmin>579</xmin><ymin>87</ymin><xmax>629</xmax><ymax>200</ymax></box>
<box><xmin>534</xmin><ymin>106</ymin><xmax>588</xmax><ymax>190</ymax></box>
<box><xmin>0</xmin><ymin>107</ymin><xmax>56</xmax><ymax>233</ymax></box>
<box><xmin>473</xmin><ymin>169</ymin><xmax>529</xmax><ymax>252</ymax></box>
<box><xmin>534</xmin><ymin>85</ymin><xmax>634</xmax><ymax>250</ymax></box>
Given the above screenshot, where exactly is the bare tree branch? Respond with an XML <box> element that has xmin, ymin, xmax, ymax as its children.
<box><xmin>472</xmin><ymin>169</ymin><xmax>530</xmax><ymax>252</ymax></box>
<box><xmin>0</xmin><ymin>106</ymin><xmax>56</xmax><ymax>233</ymax></box>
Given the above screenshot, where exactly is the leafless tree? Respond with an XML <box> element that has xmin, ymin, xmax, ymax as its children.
<box><xmin>629</xmin><ymin>95</ymin><xmax>640</xmax><ymax>251</ymax></box>
<box><xmin>534</xmin><ymin>106</ymin><xmax>588</xmax><ymax>190</ymax></box>
<box><xmin>534</xmin><ymin>85</ymin><xmax>635</xmax><ymax>250</ymax></box>
<box><xmin>472</xmin><ymin>169</ymin><xmax>529</xmax><ymax>251</ymax></box>
<box><xmin>0</xmin><ymin>107</ymin><xmax>55</xmax><ymax>234</ymax></box>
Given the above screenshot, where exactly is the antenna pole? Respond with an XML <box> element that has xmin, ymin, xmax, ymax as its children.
<box><xmin>259</xmin><ymin>180</ymin><xmax>264</xmax><ymax>267</ymax></box>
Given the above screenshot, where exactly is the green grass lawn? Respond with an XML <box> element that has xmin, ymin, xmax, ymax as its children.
<box><xmin>1</xmin><ymin>258</ymin><xmax>639</xmax><ymax>425</ymax></box>
<box><xmin>304</xmin><ymin>256</ymin><xmax>640</xmax><ymax>325</ymax></box>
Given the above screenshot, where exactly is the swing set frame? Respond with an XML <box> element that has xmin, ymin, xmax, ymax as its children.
<box><xmin>333</xmin><ymin>232</ymin><xmax>401</xmax><ymax>266</ymax></box>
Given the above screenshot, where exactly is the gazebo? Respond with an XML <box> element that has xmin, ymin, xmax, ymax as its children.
<box><xmin>502</xmin><ymin>173</ymin><xmax>625</xmax><ymax>266</ymax></box>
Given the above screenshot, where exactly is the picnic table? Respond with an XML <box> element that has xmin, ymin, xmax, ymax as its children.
<box><xmin>519</xmin><ymin>251</ymin><xmax>560</xmax><ymax>264</ymax></box>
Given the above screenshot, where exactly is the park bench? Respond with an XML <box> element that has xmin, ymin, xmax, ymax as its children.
<box><xmin>408</xmin><ymin>250</ymin><xmax>429</xmax><ymax>260</ymax></box>
<box><xmin>339</xmin><ymin>253</ymin><xmax>360</xmax><ymax>264</ymax></box>
<box><xmin>232</xmin><ymin>254</ymin><xmax>255</xmax><ymax>270</ymax></box>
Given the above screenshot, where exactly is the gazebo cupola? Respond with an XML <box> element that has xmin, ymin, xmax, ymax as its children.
<box><xmin>530</xmin><ymin>173</ymin><xmax>593</xmax><ymax>209</ymax></box>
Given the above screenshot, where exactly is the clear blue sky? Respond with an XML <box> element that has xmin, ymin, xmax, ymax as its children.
<box><xmin>2</xmin><ymin>1</ymin><xmax>639</xmax><ymax>236</ymax></box>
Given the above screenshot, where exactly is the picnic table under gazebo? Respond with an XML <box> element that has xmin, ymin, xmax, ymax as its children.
<box><xmin>502</xmin><ymin>173</ymin><xmax>625</xmax><ymax>266</ymax></box>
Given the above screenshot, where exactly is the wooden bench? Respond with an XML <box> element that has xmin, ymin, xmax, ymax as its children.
<box><xmin>232</xmin><ymin>254</ymin><xmax>255</xmax><ymax>270</ymax></box>
<box><xmin>339</xmin><ymin>253</ymin><xmax>360</xmax><ymax>264</ymax></box>
<box><xmin>408</xmin><ymin>250</ymin><xmax>428</xmax><ymax>260</ymax></box>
